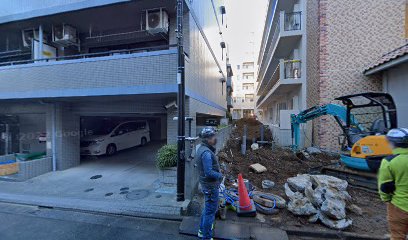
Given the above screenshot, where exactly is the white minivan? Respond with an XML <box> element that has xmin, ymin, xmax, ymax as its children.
<box><xmin>80</xmin><ymin>121</ymin><xmax>150</xmax><ymax>156</ymax></box>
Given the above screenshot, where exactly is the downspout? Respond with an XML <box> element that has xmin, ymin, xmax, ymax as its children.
<box><xmin>52</xmin><ymin>103</ymin><xmax>57</xmax><ymax>171</ymax></box>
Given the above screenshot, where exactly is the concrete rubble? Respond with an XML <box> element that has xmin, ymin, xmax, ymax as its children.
<box><xmin>249</xmin><ymin>163</ymin><xmax>267</xmax><ymax>173</ymax></box>
<box><xmin>284</xmin><ymin>174</ymin><xmax>353</xmax><ymax>230</ymax></box>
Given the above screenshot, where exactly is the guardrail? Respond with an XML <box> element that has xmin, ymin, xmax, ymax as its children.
<box><xmin>0</xmin><ymin>44</ymin><xmax>176</xmax><ymax>67</ymax></box>
<box><xmin>284</xmin><ymin>12</ymin><xmax>302</xmax><ymax>31</ymax></box>
<box><xmin>284</xmin><ymin>60</ymin><xmax>301</xmax><ymax>79</ymax></box>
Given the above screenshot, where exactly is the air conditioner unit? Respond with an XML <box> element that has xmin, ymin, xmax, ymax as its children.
<box><xmin>22</xmin><ymin>28</ymin><xmax>47</xmax><ymax>48</ymax></box>
<box><xmin>52</xmin><ymin>24</ymin><xmax>78</xmax><ymax>46</ymax></box>
<box><xmin>145</xmin><ymin>8</ymin><xmax>169</xmax><ymax>34</ymax></box>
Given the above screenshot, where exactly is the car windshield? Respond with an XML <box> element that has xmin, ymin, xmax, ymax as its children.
<box><xmin>90</xmin><ymin>123</ymin><xmax>117</xmax><ymax>135</ymax></box>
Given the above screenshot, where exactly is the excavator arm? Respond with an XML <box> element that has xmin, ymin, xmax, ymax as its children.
<box><xmin>290</xmin><ymin>104</ymin><xmax>361</xmax><ymax>150</ymax></box>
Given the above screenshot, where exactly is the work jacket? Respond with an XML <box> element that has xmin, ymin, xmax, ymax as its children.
<box><xmin>195</xmin><ymin>142</ymin><xmax>222</xmax><ymax>188</ymax></box>
<box><xmin>378</xmin><ymin>148</ymin><xmax>408</xmax><ymax>213</ymax></box>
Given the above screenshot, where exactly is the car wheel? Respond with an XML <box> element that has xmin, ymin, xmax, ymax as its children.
<box><xmin>106</xmin><ymin>144</ymin><xmax>117</xmax><ymax>156</ymax></box>
<box><xmin>141</xmin><ymin>137</ymin><xmax>147</xmax><ymax>146</ymax></box>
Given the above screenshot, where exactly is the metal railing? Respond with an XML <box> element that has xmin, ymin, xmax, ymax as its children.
<box><xmin>284</xmin><ymin>12</ymin><xmax>302</xmax><ymax>31</ymax></box>
<box><xmin>284</xmin><ymin>60</ymin><xmax>301</xmax><ymax>79</ymax></box>
<box><xmin>258</xmin><ymin>18</ymin><xmax>280</xmax><ymax>82</ymax></box>
<box><xmin>0</xmin><ymin>44</ymin><xmax>176</xmax><ymax>67</ymax></box>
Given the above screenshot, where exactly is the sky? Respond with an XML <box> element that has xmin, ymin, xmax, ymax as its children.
<box><xmin>225</xmin><ymin>0</ymin><xmax>269</xmax><ymax>67</ymax></box>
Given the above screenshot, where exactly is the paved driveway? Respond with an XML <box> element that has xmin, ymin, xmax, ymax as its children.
<box><xmin>0</xmin><ymin>141</ymin><xmax>184</xmax><ymax>217</ymax></box>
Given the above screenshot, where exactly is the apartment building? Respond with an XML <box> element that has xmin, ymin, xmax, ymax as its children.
<box><xmin>232</xmin><ymin>61</ymin><xmax>258</xmax><ymax>119</ymax></box>
<box><xmin>231</xmin><ymin>36</ymin><xmax>258</xmax><ymax>120</ymax></box>
<box><xmin>257</xmin><ymin>0</ymin><xmax>406</xmax><ymax>150</ymax></box>
<box><xmin>0</xmin><ymin>0</ymin><xmax>230</xmax><ymax>173</ymax></box>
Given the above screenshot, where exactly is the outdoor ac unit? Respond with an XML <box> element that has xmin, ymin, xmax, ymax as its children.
<box><xmin>22</xmin><ymin>28</ymin><xmax>46</xmax><ymax>48</ymax></box>
<box><xmin>52</xmin><ymin>24</ymin><xmax>78</xmax><ymax>46</ymax></box>
<box><xmin>145</xmin><ymin>8</ymin><xmax>169</xmax><ymax>34</ymax></box>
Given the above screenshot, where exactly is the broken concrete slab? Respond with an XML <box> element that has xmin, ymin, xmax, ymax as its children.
<box><xmin>320</xmin><ymin>198</ymin><xmax>346</xmax><ymax>220</ymax></box>
<box><xmin>287</xmin><ymin>174</ymin><xmax>312</xmax><ymax>192</ymax></box>
<box><xmin>249</xmin><ymin>163</ymin><xmax>267</xmax><ymax>173</ymax></box>
<box><xmin>310</xmin><ymin>175</ymin><xmax>348</xmax><ymax>191</ymax></box>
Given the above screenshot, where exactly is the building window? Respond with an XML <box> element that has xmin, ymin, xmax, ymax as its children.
<box><xmin>242</xmin><ymin>83</ymin><xmax>254</xmax><ymax>90</ymax></box>
<box><xmin>242</xmin><ymin>62</ymin><xmax>254</xmax><ymax>69</ymax></box>
<box><xmin>237</xmin><ymin>65</ymin><xmax>240</xmax><ymax>70</ymax></box>
<box><xmin>243</xmin><ymin>72</ymin><xmax>254</xmax><ymax>80</ymax></box>
<box><xmin>245</xmin><ymin>94</ymin><xmax>254</xmax><ymax>102</ymax></box>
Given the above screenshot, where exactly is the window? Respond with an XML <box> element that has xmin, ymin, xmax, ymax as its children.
<box><xmin>242</xmin><ymin>83</ymin><xmax>254</xmax><ymax>90</ymax></box>
<box><xmin>242</xmin><ymin>62</ymin><xmax>254</xmax><ymax>69</ymax></box>
<box><xmin>245</xmin><ymin>94</ymin><xmax>254</xmax><ymax>102</ymax></box>
<box><xmin>237</xmin><ymin>65</ymin><xmax>240</xmax><ymax>70</ymax></box>
<box><xmin>243</xmin><ymin>73</ymin><xmax>254</xmax><ymax>80</ymax></box>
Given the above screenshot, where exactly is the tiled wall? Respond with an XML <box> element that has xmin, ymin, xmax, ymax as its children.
<box><xmin>316</xmin><ymin>0</ymin><xmax>406</xmax><ymax>150</ymax></box>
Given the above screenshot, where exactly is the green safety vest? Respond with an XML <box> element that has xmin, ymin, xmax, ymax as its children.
<box><xmin>378</xmin><ymin>148</ymin><xmax>408</xmax><ymax>213</ymax></box>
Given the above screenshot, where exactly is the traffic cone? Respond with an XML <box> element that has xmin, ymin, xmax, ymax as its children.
<box><xmin>237</xmin><ymin>173</ymin><xmax>256</xmax><ymax>217</ymax></box>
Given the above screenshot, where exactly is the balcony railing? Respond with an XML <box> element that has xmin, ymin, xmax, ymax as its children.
<box><xmin>258</xmin><ymin>19</ymin><xmax>280</xmax><ymax>82</ymax></box>
<box><xmin>284</xmin><ymin>12</ymin><xmax>302</xmax><ymax>31</ymax></box>
<box><xmin>284</xmin><ymin>60</ymin><xmax>301</xmax><ymax>79</ymax></box>
<box><xmin>0</xmin><ymin>45</ymin><xmax>175</xmax><ymax>68</ymax></box>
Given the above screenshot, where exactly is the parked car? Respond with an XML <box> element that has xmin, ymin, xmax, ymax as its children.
<box><xmin>205</xmin><ymin>119</ymin><xmax>218</xmax><ymax>127</ymax></box>
<box><xmin>80</xmin><ymin>121</ymin><xmax>150</xmax><ymax>156</ymax></box>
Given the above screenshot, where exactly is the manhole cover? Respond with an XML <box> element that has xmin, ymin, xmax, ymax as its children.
<box><xmin>126</xmin><ymin>190</ymin><xmax>150</xmax><ymax>200</ymax></box>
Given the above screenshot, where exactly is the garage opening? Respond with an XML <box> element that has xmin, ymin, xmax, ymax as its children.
<box><xmin>80</xmin><ymin>116</ymin><xmax>165</xmax><ymax>158</ymax></box>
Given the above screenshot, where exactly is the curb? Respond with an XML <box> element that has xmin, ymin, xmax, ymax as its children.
<box><xmin>284</xmin><ymin>227</ymin><xmax>388</xmax><ymax>240</ymax></box>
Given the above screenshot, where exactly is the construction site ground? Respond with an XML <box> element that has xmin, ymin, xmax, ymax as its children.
<box><xmin>217</xmin><ymin>119</ymin><xmax>388</xmax><ymax>238</ymax></box>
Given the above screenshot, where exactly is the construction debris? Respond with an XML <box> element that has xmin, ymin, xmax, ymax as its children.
<box><xmin>217</xmin><ymin>118</ymin><xmax>388</xmax><ymax>235</ymax></box>
<box><xmin>249</xmin><ymin>163</ymin><xmax>267</xmax><ymax>173</ymax></box>
<box><xmin>284</xmin><ymin>174</ymin><xmax>352</xmax><ymax>230</ymax></box>
<box><xmin>261</xmin><ymin>180</ymin><xmax>275</xmax><ymax>189</ymax></box>
<box><xmin>251</xmin><ymin>143</ymin><xmax>260</xmax><ymax>151</ymax></box>
<box><xmin>306</xmin><ymin>147</ymin><xmax>322</xmax><ymax>155</ymax></box>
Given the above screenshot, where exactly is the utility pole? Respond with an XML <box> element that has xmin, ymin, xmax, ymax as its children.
<box><xmin>176</xmin><ymin>0</ymin><xmax>185</xmax><ymax>202</ymax></box>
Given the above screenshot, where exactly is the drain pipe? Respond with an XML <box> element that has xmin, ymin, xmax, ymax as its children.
<box><xmin>52</xmin><ymin>103</ymin><xmax>57</xmax><ymax>171</ymax></box>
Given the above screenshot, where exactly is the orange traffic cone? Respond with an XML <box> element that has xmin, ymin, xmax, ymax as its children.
<box><xmin>237</xmin><ymin>173</ymin><xmax>256</xmax><ymax>217</ymax></box>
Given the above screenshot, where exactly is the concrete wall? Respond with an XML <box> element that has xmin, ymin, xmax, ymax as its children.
<box><xmin>316</xmin><ymin>0</ymin><xmax>406</xmax><ymax>150</ymax></box>
<box><xmin>384</xmin><ymin>62</ymin><xmax>408</xmax><ymax>128</ymax></box>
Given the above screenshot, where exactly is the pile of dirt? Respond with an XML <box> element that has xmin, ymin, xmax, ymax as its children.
<box><xmin>232</xmin><ymin>118</ymin><xmax>272</xmax><ymax>142</ymax></box>
<box><xmin>217</xmin><ymin>131</ymin><xmax>388</xmax><ymax>236</ymax></box>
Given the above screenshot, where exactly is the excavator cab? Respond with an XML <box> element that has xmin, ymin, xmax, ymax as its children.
<box><xmin>335</xmin><ymin>92</ymin><xmax>397</xmax><ymax>172</ymax></box>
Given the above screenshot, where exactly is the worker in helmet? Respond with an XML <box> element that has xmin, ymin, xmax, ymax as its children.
<box><xmin>378</xmin><ymin>128</ymin><xmax>408</xmax><ymax>240</ymax></box>
<box><xmin>196</xmin><ymin>126</ymin><xmax>222</xmax><ymax>240</ymax></box>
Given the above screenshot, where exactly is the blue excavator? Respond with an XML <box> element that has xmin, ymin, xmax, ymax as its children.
<box><xmin>290</xmin><ymin>92</ymin><xmax>398</xmax><ymax>190</ymax></box>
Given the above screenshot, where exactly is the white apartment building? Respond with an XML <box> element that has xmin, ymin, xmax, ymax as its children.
<box><xmin>256</xmin><ymin>0</ymin><xmax>306</xmax><ymax>146</ymax></box>
<box><xmin>231</xmin><ymin>36</ymin><xmax>258</xmax><ymax>119</ymax></box>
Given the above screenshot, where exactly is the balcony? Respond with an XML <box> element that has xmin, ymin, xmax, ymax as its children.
<box><xmin>257</xmin><ymin>11</ymin><xmax>303</xmax><ymax>86</ymax></box>
<box><xmin>256</xmin><ymin>59</ymin><xmax>302</xmax><ymax>108</ymax></box>
<box><xmin>0</xmin><ymin>46</ymin><xmax>178</xmax><ymax>100</ymax></box>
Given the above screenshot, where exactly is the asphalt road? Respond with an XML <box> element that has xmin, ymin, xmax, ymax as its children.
<box><xmin>0</xmin><ymin>202</ymin><xmax>195</xmax><ymax>240</ymax></box>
